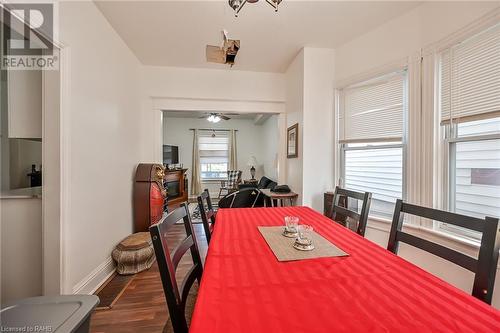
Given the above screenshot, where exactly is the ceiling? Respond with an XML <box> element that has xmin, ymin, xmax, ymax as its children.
<box><xmin>95</xmin><ymin>1</ymin><xmax>421</xmax><ymax>73</ymax></box>
<box><xmin>163</xmin><ymin>111</ymin><xmax>271</xmax><ymax>119</ymax></box>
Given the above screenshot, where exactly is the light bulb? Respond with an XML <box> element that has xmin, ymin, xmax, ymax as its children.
<box><xmin>207</xmin><ymin>115</ymin><xmax>215</xmax><ymax>122</ymax></box>
<box><xmin>229</xmin><ymin>0</ymin><xmax>241</xmax><ymax>11</ymax></box>
<box><xmin>213</xmin><ymin>116</ymin><xmax>221</xmax><ymax>123</ymax></box>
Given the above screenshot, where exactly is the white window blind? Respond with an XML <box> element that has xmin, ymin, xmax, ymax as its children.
<box><xmin>339</xmin><ymin>71</ymin><xmax>406</xmax><ymax>143</ymax></box>
<box><xmin>440</xmin><ymin>23</ymin><xmax>500</xmax><ymax>125</ymax></box>
<box><xmin>199</xmin><ymin>131</ymin><xmax>229</xmax><ymax>179</ymax></box>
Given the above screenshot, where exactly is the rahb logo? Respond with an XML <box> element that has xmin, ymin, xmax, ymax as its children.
<box><xmin>1</xmin><ymin>2</ymin><xmax>58</xmax><ymax>70</ymax></box>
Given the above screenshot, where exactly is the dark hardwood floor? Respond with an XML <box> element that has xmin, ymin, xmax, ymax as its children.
<box><xmin>90</xmin><ymin>224</ymin><xmax>208</xmax><ymax>333</ymax></box>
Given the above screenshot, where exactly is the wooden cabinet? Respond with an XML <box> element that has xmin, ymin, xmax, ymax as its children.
<box><xmin>133</xmin><ymin>164</ymin><xmax>167</xmax><ymax>232</ymax></box>
<box><xmin>7</xmin><ymin>70</ymin><xmax>42</xmax><ymax>139</ymax></box>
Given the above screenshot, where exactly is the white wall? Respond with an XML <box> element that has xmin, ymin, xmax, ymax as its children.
<box><xmin>261</xmin><ymin>115</ymin><xmax>279</xmax><ymax>181</ymax></box>
<box><xmin>1</xmin><ymin>197</ymin><xmax>42</xmax><ymax>303</ymax></box>
<box><xmin>335</xmin><ymin>2</ymin><xmax>500</xmax><ymax>83</ymax></box>
<box><xmin>59</xmin><ymin>1</ymin><xmax>147</xmax><ymax>294</ymax></box>
<box><xmin>333</xmin><ymin>2</ymin><xmax>500</xmax><ymax>308</ymax></box>
<box><xmin>163</xmin><ymin>115</ymin><xmax>279</xmax><ymax>198</ymax></box>
<box><xmin>140</xmin><ymin>65</ymin><xmax>286</xmax><ymax>164</ymax></box>
<box><xmin>284</xmin><ymin>50</ymin><xmax>304</xmax><ymax>204</ymax></box>
<box><xmin>284</xmin><ymin>48</ymin><xmax>335</xmax><ymax>209</ymax></box>
<box><xmin>302</xmin><ymin>48</ymin><xmax>335</xmax><ymax>211</ymax></box>
<box><xmin>143</xmin><ymin>66</ymin><xmax>285</xmax><ymax>102</ymax></box>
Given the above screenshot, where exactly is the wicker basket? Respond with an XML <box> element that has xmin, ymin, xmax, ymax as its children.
<box><xmin>112</xmin><ymin>232</ymin><xmax>155</xmax><ymax>275</ymax></box>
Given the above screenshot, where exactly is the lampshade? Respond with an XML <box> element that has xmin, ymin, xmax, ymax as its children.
<box><xmin>247</xmin><ymin>156</ymin><xmax>258</xmax><ymax>167</ymax></box>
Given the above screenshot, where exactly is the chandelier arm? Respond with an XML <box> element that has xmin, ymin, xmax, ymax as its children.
<box><xmin>266</xmin><ymin>0</ymin><xmax>277</xmax><ymax>11</ymax></box>
<box><xmin>236</xmin><ymin>0</ymin><xmax>247</xmax><ymax>16</ymax></box>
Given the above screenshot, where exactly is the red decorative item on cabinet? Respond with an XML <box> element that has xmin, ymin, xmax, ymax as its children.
<box><xmin>133</xmin><ymin>163</ymin><xmax>167</xmax><ymax>232</ymax></box>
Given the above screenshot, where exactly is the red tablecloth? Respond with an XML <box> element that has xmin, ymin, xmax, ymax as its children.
<box><xmin>190</xmin><ymin>207</ymin><xmax>500</xmax><ymax>333</ymax></box>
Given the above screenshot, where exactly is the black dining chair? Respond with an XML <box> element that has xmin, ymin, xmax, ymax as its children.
<box><xmin>387</xmin><ymin>199</ymin><xmax>500</xmax><ymax>305</ymax></box>
<box><xmin>329</xmin><ymin>186</ymin><xmax>372</xmax><ymax>237</ymax></box>
<box><xmin>149</xmin><ymin>203</ymin><xmax>203</xmax><ymax>333</ymax></box>
<box><xmin>197</xmin><ymin>189</ymin><xmax>216</xmax><ymax>244</ymax></box>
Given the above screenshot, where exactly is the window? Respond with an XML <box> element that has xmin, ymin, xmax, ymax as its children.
<box><xmin>199</xmin><ymin>132</ymin><xmax>229</xmax><ymax>180</ymax></box>
<box><xmin>438</xmin><ymin>23</ymin><xmax>500</xmax><ymax>238</ymax></box>
<box><xmin>343</xmin><ymin>142</ymin><xmax>403</xmax><ymax>220</ymax></box>
<box><xmin>339</xmin><ymin>70</ymin><xmax>407</xmax><ymax>219</ymax></box>
<box><xmin>443</xmin><ymin>118</ymin><xmax>500</xmax><ymax>237</ymax></box>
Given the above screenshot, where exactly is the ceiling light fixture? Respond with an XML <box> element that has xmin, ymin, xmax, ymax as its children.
<box><xmin>228</xmin><ymin>0</ymin><xmax>282</xmax><ymax>17</ymax></box>
<box><xmin>207</xmin><ymin>113</ymin><xmax>222</xmax><ymax>123</ymax></box>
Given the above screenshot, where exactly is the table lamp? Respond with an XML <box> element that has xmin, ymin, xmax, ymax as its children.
<box><xmin>247</xmin><ymin>156</ymin><xmax>258</xmax><ymax>180</ymax></box>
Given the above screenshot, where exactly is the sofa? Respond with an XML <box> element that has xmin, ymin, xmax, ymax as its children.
<box><xmin>238</xmin><ymin>176</ymin><xmax>277</xmax><ymax>191</ymax></box>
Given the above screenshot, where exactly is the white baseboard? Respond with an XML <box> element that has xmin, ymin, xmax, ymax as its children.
<box><xmin>72</xmin><ymin>257</ymin><xmax>115</xmax><ymax>295</ymax></box>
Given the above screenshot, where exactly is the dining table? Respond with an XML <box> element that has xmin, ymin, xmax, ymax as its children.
<box><xmin>189</xmin><ymin>206</ymin><xmax>500</xmax><ymax>332</ymax></box>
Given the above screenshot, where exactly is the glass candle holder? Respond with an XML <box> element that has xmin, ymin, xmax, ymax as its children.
<box><xmin>297</xmin><ymin>224</ymin><xmax>313</xmax><ymax>245</ymax></box>
<box><xmin>284</xmin><ymin>216</ymin><xmax>299</xmax><ymax>233</ymax></box>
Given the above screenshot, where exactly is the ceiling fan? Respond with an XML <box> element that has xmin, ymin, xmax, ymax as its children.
<box><xmin>199</xmin><ymin>112</ymin><xmax>239</xmax><ymax>123</ymax></box>
<box><xmin>206</xmin><ymin>30</ymin><xmax>240</xmax><ymax>67</ymax></box>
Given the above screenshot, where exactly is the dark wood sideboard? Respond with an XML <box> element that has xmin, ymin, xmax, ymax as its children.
<box><xmin>324</xmin><ymin>191</ymin><xmax>334</xmax><ymax>218</ymax></box>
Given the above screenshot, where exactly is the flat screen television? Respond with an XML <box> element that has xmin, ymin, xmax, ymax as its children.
<box><xmin>163</xmin><ymin>145</ymin><xmax>179</xmax><ymax>165</ymax></box>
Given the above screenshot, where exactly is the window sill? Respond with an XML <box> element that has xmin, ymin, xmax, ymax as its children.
<box><xmin>366</xmin><ymin>215</ymin><xmax>480</xmax><ymax>250</ymax></box>
<box><xmin>201</xmin><ymin>179</ymin><xmax>227</xmax><ymax>183</ymax></box>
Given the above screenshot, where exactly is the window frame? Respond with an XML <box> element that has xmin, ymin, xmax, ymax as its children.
<box><xmin>438</xmin><ymin>122</ymin><xmax>500</xmax><ymax>240</ymax></box>
<box><xmin>340</xmin><ymin>141</ymin><xmax>407</xmax><ymax>220</ymax></box>
<box><xmin>198</xmin><ymin>133</ymin><xmax>230</xmax><ymax>182</ymax></box>
<box><xmin>435</xmin><ymin>19</ymin><xmax>500</xmax><ymax>239</ymax></box>
<box><xmin>337</xmin><ymin>69</ymin><xmax>409</xmax><ymax>220</ymax></box>
<box><xmin>200</xmin><ymin>162</ymin><xmax>229</xmax><ymax>181</ymax></box>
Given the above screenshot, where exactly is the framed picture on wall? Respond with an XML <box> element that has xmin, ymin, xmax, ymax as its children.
<box><xmin>287</xmin><ymin>123</ymin><xmax>298</xmax><ymax>158</ymax></box>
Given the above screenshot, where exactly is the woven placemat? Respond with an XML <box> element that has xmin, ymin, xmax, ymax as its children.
<box><xmin>258</xmin><ymin>226</ymin><xmax>348</xmax><ymax>262</ymax></box>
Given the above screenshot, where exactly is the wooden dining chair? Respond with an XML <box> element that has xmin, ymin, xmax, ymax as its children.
<box><xmin>218</xmin><ymin>170</ymin><xmax>242</xmax><ymax>198</ymax></box>
<box><xmin>329</xmin><ymin>186</ymin><xmax>372</xmax><ymax>237</ymax></box>
<box><xmin>149</xmin><ymin>203</ymin><xmax>203</xmax><ymax>333</ymax></box>
<box><xmin>197</xmin><ymin>189</ymin><xmax>216</xmax><ymax>244</ymax></box>
<box><xmin>387</xmin><ymin>199</ymin><xmax>500</xmax><ymax>305</ymax></box>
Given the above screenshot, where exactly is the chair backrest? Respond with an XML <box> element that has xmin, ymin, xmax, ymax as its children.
<box><xmin>227</xmin><ymin>170</ymin><xmax>242</xmax><ymax>188</ymax></box>
<box><xmin>218</xmin><ymin>188</ymin><xmax>263</xmax><ymax>208</ymax></box>
<box><xmin>149</xmin><ymin>203</ymin><xmax>203</xmax><ymax>333</ymax></box>
<box><xmin>387</xmin><ymin>199</ymin><xmax>500</xmax><ymax>304</ymax></box>
<box><xmin>197</xmin><ymin>189</ymin><xmax>216</xmax><ymax>244</ymax></box>
<box><xmin>330</xmin><ymin>186</ymin><xmax>372</xmax><ymax>236</ymax></box>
